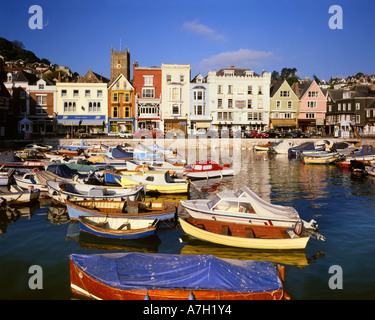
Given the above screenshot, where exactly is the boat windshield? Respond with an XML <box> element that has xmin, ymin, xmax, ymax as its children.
<box><xmin>213</xmin><ymin>200</ymin><xmax>239</xmax><ymax>212</ymax></box>
<box><xmin>194</xmin><ymin>165</ymin><xmax>203</xmax><ymax>170</ymax></box>
<box><xmin>234</xmin><ymin>189</ymin><xmax>244</xmax><ymax>198</ymax></box>
<box><xmin>207</xmin><ymin>195</ymin><xmax>220</xmax><ymax>209</ymax></box>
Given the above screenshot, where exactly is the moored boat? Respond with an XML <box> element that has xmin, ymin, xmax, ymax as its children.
<box><xmin>0</xmin><ymin>185</ymin><xmax>40</xmax><ymax>204</ymax></box>
<box><xmin>69</xmin><ymin>252</ymin><xmax>289</xmax><ymax>300</ymax></box>
<box><xmin>104</xmin><ymin>165</ymin><xmax>189</xmax><ymax>194</ymax></box>
<box><xmin>46</xmin><ymin>180</ymin><xmax>144</xmax><ymax>203</ymax></box>
<box><xmin>78</xmin><ymin>216</ymin><xmax>159</xmax><ymax>240</ymax></box>
<box><xmin>180</xmin><ymin>186</ymin><xmax>323</xmax><ymax>239</ymax></box>
<box><xmin>184</xmin><ymin>160</ymin><xmax>234</xmax><ymax>179</ymax></box>
<box><xmin>301</xmin><ymin>152</ymin><xmax>340</xmax><ymax>165</ymax></box>
<box><xmin>288</xmin><ymin>141</ymin><xmax>326</xmax><ymax>157</ymax></box>
<box><xmin>253</xmin><ymin>141</ymin><xmax>278</xmax><ymax>151</ymax></box>
<box><xmin>179</xmin><ymin>217</ymin><xmax>310</xmax><ymax>250</ymax></box>
<box><xmin>65</xmin><ymin>199</ymin><xmax>177</xmax><ymax>221</ymax></box>
<box><xmin>0</xmin><ymin>168</ymin><xmax>14</xmax><ymax>186</ymax></box>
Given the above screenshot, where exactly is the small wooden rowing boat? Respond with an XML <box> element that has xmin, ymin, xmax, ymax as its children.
<box><xmin>46</xmin><ymin>180</ymin><xmax>144</xmax><ymax>203</ymax></box>
<box><xmin>78</xmin><ymin>216</ymin><xmax>159</xmax><ymax>240</ymax></box>
<box><xmin>179</xmin><ymin>217</ymin><xmax>310</xmax><ymax>250</ymax></box>
<box><xmin>253</xmin><ymin>141</ymin><xmax>278</xmax><ymax>151</ymax></box>
<box><xmin>0</xmin><ymin>185</ymin><xmax>40</xmax><ymax>204</ymax></box>
<box><xmin>70</xmin><ymin>252</ymin><xmax>289</xmax><ymax>300</ymax></box>
<box><xmin>65</xmin><ymin>199</ymin><xmax>177</xmax><ymax>221</ymax></box>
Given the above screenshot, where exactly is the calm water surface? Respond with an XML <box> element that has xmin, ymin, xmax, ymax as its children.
<box><xmin>1</xmin><ymin>149</ymin><xmax>375</xmax><ymax>300</ymax></box>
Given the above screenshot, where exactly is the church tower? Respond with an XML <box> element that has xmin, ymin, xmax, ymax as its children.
<box><xmin>110</xmin><ymin>44</ymin><xmax>130</xmax><ymax>81</ymax></box>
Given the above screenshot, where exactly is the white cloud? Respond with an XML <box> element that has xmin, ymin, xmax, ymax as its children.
<box><xmin>183</xmin><ymin>19</ymin><xmax>226</xmax><ymax>41</ymax></box>
<box><xmin>197</xmin><ymin>49</ymin><xmax>277</xmax><ymax>73</ymax></box>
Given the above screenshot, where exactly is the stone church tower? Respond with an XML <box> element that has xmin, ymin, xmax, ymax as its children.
<box><xmin>110</xmin><ymin>45</ymin><xmax>130</xmax><ymax>81</ymax></box>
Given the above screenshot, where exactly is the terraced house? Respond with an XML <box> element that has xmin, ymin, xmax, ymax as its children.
<box><xmin>190</xmin><ymin>73</ymin><xmax>211</xmax><ymax>134</ymax></box>
<box><xmin>293</xmin><ymin>79</ymin><xmax>327</xmax><ymax>133</ymax></box>
<box><xmin>207</xmin><ymin>66</ymin><xmax>271</xmax><ymax>132</ymax></box>
<box><xmin>161</xmin><ymin>63</ymin><xmax>191</xmax><ymax>135</ymax></box>
<box><xmin>107</xmin><ymin>73</ymin><xmax>134</xmax><ymax>135</ymax></box>
<box><xmin>269</xmin><ymin>79</ymin><xmax>299</xmax><ymax>131</ymax></box>
<box><xmin>55</xmin><ymin>69</ymin><xmax>109</xmax><ymax>137</ymax></box>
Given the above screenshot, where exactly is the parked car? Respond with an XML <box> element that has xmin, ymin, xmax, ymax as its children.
<box><xmin>133</xmin><ymin>129</ymin><xmax>153</xmax><ymax>139</ymax></box>
<box><xmin>264</xmin><ymin>130</ymin><xmax>281</xmax><ymax>138</ymax></box>
<box><xmin>282</xmin><ymin>130</ymin><xmax>310</xmax><ymax>138</ymax></box>
<box><xmin>245</xmin><ymin>130</ymin><xmax>269</xmax><ymax>138</ymax></box>
<box><xmin>152</xmin><ymin>129</ymin><xmax>165</xmax><ymax>138</ymax></box>
<box><xmin>118</xmin><ymin>130</ymin><xmax>132</xmax><ymax>138</ymax></box>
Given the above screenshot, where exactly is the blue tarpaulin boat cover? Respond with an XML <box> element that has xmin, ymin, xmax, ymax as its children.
<box><xmin>47</xmin><ymin>164</ymin><xmax>87</xmax><ymax>179</ymax></box>
<box><xmin>70</xmin><ymin>252</ymin><xmax>283</xmax><ymax>293</ymax></box>
<box><xmin>111</xmin><ymin>146</ymin><xmax>133</xmax><ymax>159</ymax></box>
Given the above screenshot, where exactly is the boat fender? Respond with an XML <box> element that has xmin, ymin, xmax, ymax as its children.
<box><xmin>294</xmin><ymin>220</ymin><xmax>303</xmax><ymax>236</ymax></box>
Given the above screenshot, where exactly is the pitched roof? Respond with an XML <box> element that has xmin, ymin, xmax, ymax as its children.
<box><xmin>0</xmin><ymin>81</ymin><xmax>10</xmax><ymax>98</ymax></box>
<box><xmin>215</xmin><ymin>67</ymin><xmax>260</xmax><ymax>77</ymax></box>
<box><xmin>270</xmin><ymin>81</ymin><xmax>284</xmax><ymax>97</ymax></box>
<box><xmin>75</xmin><ymin>69</ymin><xmax>110</xmax><ymax>83</ymax></box>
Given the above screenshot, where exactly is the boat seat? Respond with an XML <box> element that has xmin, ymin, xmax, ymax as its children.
<box><xmin>117</xmin><ymin>223</ymin><xmax>130</xmax><ymax>230</ymax></box>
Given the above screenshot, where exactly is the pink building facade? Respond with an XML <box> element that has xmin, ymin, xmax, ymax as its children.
<box><xmin>296</xmin><ymin>80</ymin><xmax>327</xmax><ymax>132</ymax></box>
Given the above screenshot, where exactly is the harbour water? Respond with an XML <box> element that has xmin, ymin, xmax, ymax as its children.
<box><xmin>1</xmin><ymin>148</ymin><xmax>375</xmax><ymax>300</ymax></box>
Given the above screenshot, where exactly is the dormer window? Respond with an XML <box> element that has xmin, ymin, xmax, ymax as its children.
<box><xmin>245</xmin><ymin>70</ymin><xmax>254</xmax><ymax>77</ymax></box>
<box><xmin>38</xmin><ymin>83</ymin><xmax>45</xmax><ymax>90</ymax></box>
<box><xmin>224</xmin><ymin>70</ymin><xmax>234</xmax><ymax>77</ymax></box>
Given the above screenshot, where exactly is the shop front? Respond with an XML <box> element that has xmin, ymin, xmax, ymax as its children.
<box><xmin>270</xmin><ymin>119</ymin><xmax>297</xmax><ymax>131</ymax></box>
<box><xmin>108</xmin><ymin>118</ymin><xmax>134</xmax><ymax>135</ymax></box>
<box><xmin>57</xmin><ymin>115</ymin><xmax>106</xmax><ymax>136</ymax></box>
<box><xmin>164</xmin><ymin>117</ymin><xmax>187</xmax><ymax>135</ymax></box>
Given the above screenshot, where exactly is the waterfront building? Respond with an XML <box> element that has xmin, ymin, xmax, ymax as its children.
<box><xmin>0</xmin><ymin>81</ymin><xmax>10</xmax><ymax>138</ymax></box>
<box><xmin>161</xmin><ymin>63</ymin><xmax>191</xmax><ymax>135</ymax></box>
<box><xmin>55</xmin><ymin>69</ymin><xmax>109</xmax><ymax>137</ymax></box>
<box><xmin>293</xmin><ymin>80</ymin><xmax>327</xmax><ymax>133</ymax></box>
<box><xmin>269</xmin><ymin>80</ymin><xmax>299</xmax><ymax>131</ymax></box>
<box><xmin>107</xmin><ymin>73</ymin><xmax>135</xmax><ymax>135</ymax></box>
<box><xmin>190</xmin><ymin>73</ymin><xmax>211</xmax><ymax>134</ymax></box>
<box><xmin>132</xmin><ymin>62</ymin><xmax>163</xmax><ymax>131</ymax></box>
<box><xmin>325</xmin><ymin>85</ymin><xmax>375</xmax><ymax>136</ymax></box>
<box><xmin>207</xmin><ymin>66</ymin><xmax>271</xmax><ymax>132</ymax></box>
<box><xmin>4</xmin><ymin>69</ymin><xmax>55</xmax><ymax>138</ymax></box>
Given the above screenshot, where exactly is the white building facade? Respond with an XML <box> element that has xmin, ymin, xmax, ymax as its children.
<box><xmin>161</xmin><ymin>63</ymin><xmax>191</xmax><ymax>135</ymax></box>
<box><xmin>207</xmin><ymin>67</ymin><xmax>271</xmax><ymax>132</ymax></box>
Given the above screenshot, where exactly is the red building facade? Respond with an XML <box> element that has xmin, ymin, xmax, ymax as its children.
<box><xmin>132</xmin><ymin>61</ymin><xmax>163</xmax><ymax>131</ymax></box>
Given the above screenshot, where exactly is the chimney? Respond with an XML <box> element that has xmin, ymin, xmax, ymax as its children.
<box><xmin>231</xmin><ymin>65</ymin><xmax>235</xmax><ymax>69</ymax></box>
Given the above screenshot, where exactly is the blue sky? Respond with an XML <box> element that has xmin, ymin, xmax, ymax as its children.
<box><xmin>1</xmin><ymin>0</ymin><xmax>375</xmax><ymax>81</ymax></box>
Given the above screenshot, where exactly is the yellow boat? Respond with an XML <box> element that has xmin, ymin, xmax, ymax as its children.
<box><xmin>104</xmin><ymin>166</ymin><xmax>189</xmax><ymax>194</ymax></box>
<box><xmin>302</xmin><ymin>154</ymin><xmax>339</xmax><ymax>165</ymax></box>
<box><xmin>179</xmin><ymin>217</ymin><xmax>310</xmax><ymax>250</ymax></box>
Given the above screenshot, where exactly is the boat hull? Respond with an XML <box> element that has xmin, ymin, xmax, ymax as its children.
<box><xmin>186</xmin><ymin>169</ymin><xmax>234</xmax><ymax>180</ymax></box>
<box><xmin>66</xmin><ymin>200</ymin><xmax>177</xmax><ymax>221</ymax></box>
<box><xmin>78</xmin><ymin>216</ymin><xmax>158</xmax><ymax>240</ymax></box>
<box><xmin>69</xmin><ymin>253</ymin><xmax>288</xmax><ymax>300</ymax></box>
<box><xmin>179</xmin><ymin>218</ymin><xmax>309</xmax><ymax>250</ymax></box>
<box><xmin>0</xmin><ymin>188</ymin><xmax>40</xmax><ymax>204</ymax></box>
<box><xmin>181</xmin><ymin>202</ymin><xmax>298</xmax><ymax>228</ymax></box>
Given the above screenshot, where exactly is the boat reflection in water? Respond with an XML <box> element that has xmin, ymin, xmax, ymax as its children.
<box><xmin>179</xmin><ymin>236</ymin><xmax>324</xmax><ymax>268</ymax></box>
<box><xmin>79</xmin><ymin>231</ymin><xmax>161</xmax><ymax>253</ymax></box>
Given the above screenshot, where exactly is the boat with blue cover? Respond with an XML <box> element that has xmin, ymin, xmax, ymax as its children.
<box><xmin>69</xmin><ymin>252</ymin><xmax>289</xmax><ymax>300</ymax></box>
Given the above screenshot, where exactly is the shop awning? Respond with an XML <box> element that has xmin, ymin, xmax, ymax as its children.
<box><xmin>81</xmin><ymin>119</ymin><xmax>105</xmax><ymax>126</ymax></box>
<box><xmin>195</xmin><ymin>122</ymin><xmax>211</xmax><ymax>128</ymax></box>
<box><xmin>58</xmin><ymin>119</ymin><xmax>80</xmax><ymax>126</ymax></box>
<box><xmin>271</xmin><ymin>119</ymin><xmax>296</xmax><ymax>127</ymax></box>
